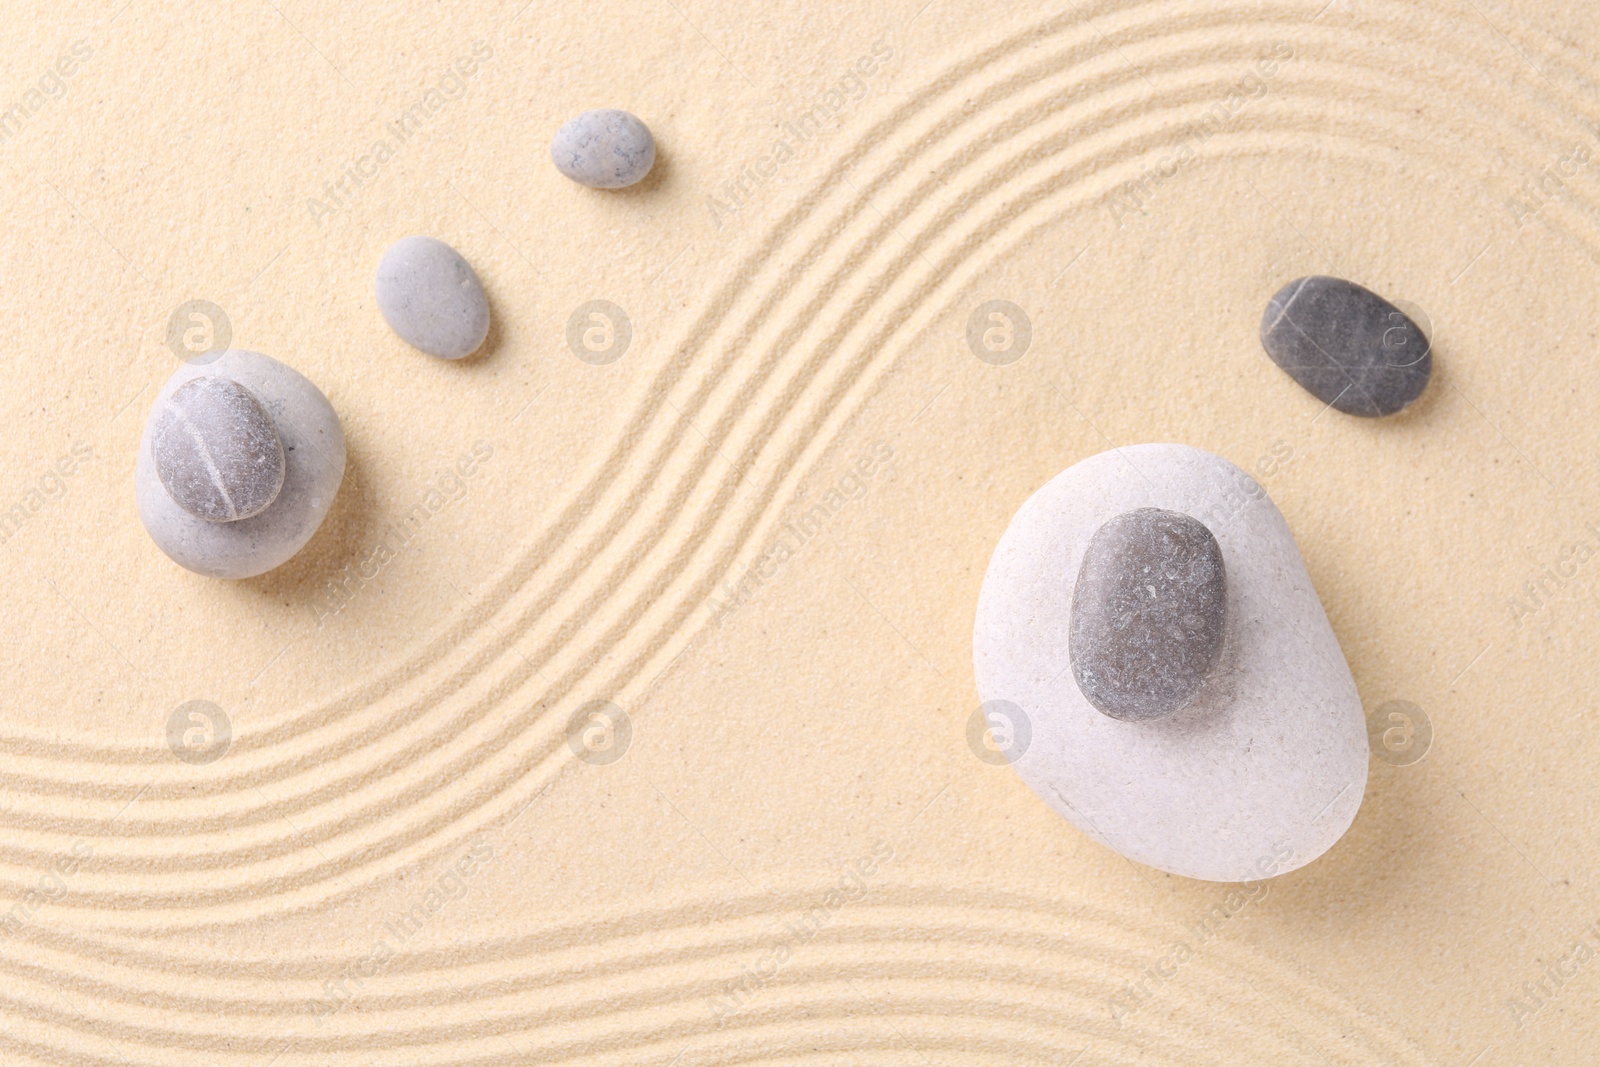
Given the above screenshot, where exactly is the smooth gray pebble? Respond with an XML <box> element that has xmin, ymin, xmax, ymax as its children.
<box><xmin>550</xmin><ymin>109</ymin><xmax>656</xmax><ymax>189</ymax></box>
<box><xmin>152</xmin><ymin>376</ymin><xmax>285</xmax><ymax>522</ymax></box>
<box><xmin>1260</xmin><ymin>275</ymin><xmax>1431</xmax><ymax>417</ymax></box>
<box><xmin>1069</xmin><ymin>507</ymin><xmax>1228</xmax><ymax>722</ymax></box>
<box><xmin>375</xmin><ymin>235</ymin><xmax>490</xmax><ymax>360</ymax></box>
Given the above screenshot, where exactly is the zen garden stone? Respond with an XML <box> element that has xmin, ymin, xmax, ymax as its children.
<box><xmin>550</xmin><ymin>109</ymin><xmax>656</xmax><ymax>188</ymax></box>
<box><xmin>1260</xmin><ymin>275</ymin><xmax>1431</xmax><ymax>416</ymax></box>
<box><xmin>136</xmin><ymin>351</ymin><xmax>345</xmax><ymax>579</ymax></box>
<box><xmin>1069</xmin><ymin>507</ymin><xmax>1227</xmax><ymax>723</ymax></box>
<box><xmin>151</xmin><ymin>376</ymin><xmax>285</xmax><ymax>522</ymax></box>
<box><xmin>973</xmin><ymin>444</ymin><xmax>1368</xmax><ymax>881</ymax></box>
<box><xmin>375</xmin><ymin>236</ymin><xmax>491</xmax><ymax>360</ymax></box>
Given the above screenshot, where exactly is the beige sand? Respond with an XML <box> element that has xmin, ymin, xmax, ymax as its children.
<box><xmin>0</xmin><ymin>0</ymin><xmax>1597</xmax><ymax>1062</ymax></box>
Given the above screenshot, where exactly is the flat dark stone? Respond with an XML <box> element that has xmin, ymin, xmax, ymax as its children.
<box><xmin>1260</xmin><ymin>276</ymin><xmax>1431</xmax><ymax>417</ymax></box>
<box><xmin>1070</xmin><ymin>508</ymin><xmax>1227</xmax><ymax>722</ymax></box>
<box><xmin>152</xmin><ymin>376</ymin><xmax>285</xmax><ymax>522</ymax></box>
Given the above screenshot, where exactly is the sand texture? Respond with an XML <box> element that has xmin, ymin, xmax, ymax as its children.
<box><xmin>1</xmin><ymin>0</ymin><xmax>1599</xmax><ymax>1062</ymax></box>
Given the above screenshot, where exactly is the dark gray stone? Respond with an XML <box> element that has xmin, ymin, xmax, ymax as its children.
<box><xmin>1260</xmin><ymin>276</ymin><xmax>1431</xmax><ymax>417</ymax></box>
<box><xmin>1069</xmin><ymin>508</ymin><xmax>1227</xmax><ymax>722</ymax></box>
<box><xmin>151</xmin><ymin>376</ymin><xmax>285</xmax><ymax>522</ymax></box>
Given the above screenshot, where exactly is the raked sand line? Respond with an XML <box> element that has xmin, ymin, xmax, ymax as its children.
<box><xmin>3</xmin><ymin>6</ymin><xmax>1600</xmax><ymax>927</ymax></box>
<box><xmin>0</xmin><ymin>885</ymin><xmax>1428</xmax><ymax>1065</ymax></box>
<box><xmin>0</xmin><ymin>992</ymin><xmax>1409</xmax><ymax>1067</ymax></box>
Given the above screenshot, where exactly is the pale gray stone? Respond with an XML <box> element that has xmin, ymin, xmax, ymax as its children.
<box><xmin>136</xmin><ymin>351</ymin><xmax>345</xmax><ymax>579</ymax></box>
<box><xmin>375</xmin><ymin>235</ymin><xmax>490</xmax><ymax>360</ymax></box>
<box><xmin>550</xmin><ymin>109</ymin><xmax>656</xmax><ymax>189</ymax></box>
<box><xmin>973</xmin><ymin>444</ymin><xmax>1367</xmax><ymax>882</ymax></box>
<box><xmin>1070</xmin><ymin>508</ymin><xmax>1226</xmax><ymax>722</ymax></box>
<box><xmin>152</xmin><ymin>376</ymin><xmax>285</xmax><ymax>522</ymax></box>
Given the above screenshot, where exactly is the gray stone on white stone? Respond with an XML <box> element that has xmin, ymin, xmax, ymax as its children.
<box><xmin>136</xmin><ymin>351</ymin><xmax>346</xmax><ymax>579</ymax></box>
<box><xmin>375</xmin><ymin>236</ymin><xmax>490</xmax><ymax>360</ymax></box>
<box><xmin>152</xmin><ymin>376</ymin><xmax>285</xmax><ymax>522</ymax></box>
<box><xmin>550</xmin><ymin>109</ymin><xmax>656</xmax><ymax>189</ymax></box>
<box><xmin>973</xmin><ymin>444</ymin><xmax>1367</xmax><ymax>882</ymax></box>
<box><xmin>1070</xmin><ymin>507</ymin><xmax>1227</xmax><ymax>723</ymax></box>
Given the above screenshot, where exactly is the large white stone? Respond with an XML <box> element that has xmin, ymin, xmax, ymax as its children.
<box><xmin>136</xmin><ymin>351</ymin><xmax>345</xmax><ymax>579</ymax></box>
<box><xmin>973</xmin><ymin>444</ymin><xmax>1366</xmax><ymax>882</ymax></box>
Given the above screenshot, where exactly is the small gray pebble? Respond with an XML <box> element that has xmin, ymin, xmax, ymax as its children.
<box><xmin>375</xmin><ymin>235</ymin><xmax>490</xmax><ymax>360</ymax></box>
<box><xmin>136</xmin><ymin>350</ymin><xmax>345</xmax><ymax>579</ymax></box>
<box><xmin>1069</xmin><ymin>507</ymin><xmax>1227</xmax><ymax>723</ymax></box>
<box><xmin>550</xmin><ymin>109</ymin><xmax>656</xmax><ymax>189</ymax></box>
<box><xmin>1260</xmin><ymin>275</ymin><xmax>1431</xmax><ymax>417</ymax></box>
<box><xmin>152</xmin><ymin>376</ymin><xmax>285</xmax><ymax>522</ymax></box>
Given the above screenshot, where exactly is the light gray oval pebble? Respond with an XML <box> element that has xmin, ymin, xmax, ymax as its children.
<box><xmin>152</xmin><ymin>376</ymin><xmax>285</xmax><ymax>522</ymax></box>
<box><xmin>375</xmin><ymin>235</ymin><xmax>490</xmax><ymax>360</ymax></box>
<box><xmin>550</xmin><ymin>109</ymin><xmax>656</xmax><ymax>189</ymax></box>
<box><xmin>136</xmin><ymin>351</ymin><xmax>345</xmax><ymax>579</ymax></box>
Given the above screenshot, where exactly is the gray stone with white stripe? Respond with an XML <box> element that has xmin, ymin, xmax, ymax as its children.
<box><xmin>136</xmin><ymin>350</ymin><xmax>346</xmax><ymax>579</ymax></box>
<box><xmin>152</xmin><ymin>376</ymin><xmax>285</xmax><ymax>522</ymax></box>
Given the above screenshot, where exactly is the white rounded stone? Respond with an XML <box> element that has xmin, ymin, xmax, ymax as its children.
<box><xmin>973</xmin><ymin>444</ymin><xmax>1367</xmax><ymax>882</ymax></box>
<box><xmin>136</xmin><ymin>351</ymin><xmax>346</xmax><ymax>579</ymax></box>
<box><xmin>550</xmin><ymin>109</ymin><xmax>656</xmax><ymax>189</ymax></box>
<box><xmin>374</xmin><ymin>235</ymin><xmax>490</xmax><ymax>360</ymax></box>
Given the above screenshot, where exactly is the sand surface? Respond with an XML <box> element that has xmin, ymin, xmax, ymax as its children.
<box><xmin>1</xmin><ymin>0</ymin><xmax>1599</xmax><ymax>1062</ymax></box>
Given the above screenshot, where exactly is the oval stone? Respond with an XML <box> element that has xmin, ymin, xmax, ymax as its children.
<box><xmin>550</xmin><ymin>109</ymin><xmax>656</xmax><ymax>189</ymax></box>
<box><xmin>151</xmin><ymin>376</ymin><xmax>285</xmax><ymax>522</ymax></box>
<box><xmin>1069</xmin><ymin>507</ymin><xmax>1226</xmax><ymax>722</ymax></box>
<box><xmin>375</xmin><ymin>235</ymin><xmax>491</xmax><ymax>360</ymax></box>
<box><xmin>1259</xmin><ymin>275</ymin><xmax>1431</xmax><ymax>417</ymax></box>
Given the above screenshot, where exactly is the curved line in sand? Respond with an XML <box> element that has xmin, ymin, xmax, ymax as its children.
<box><xmin>0</xmin><ymin>886</ymin><xmax>1428</xmax><ymax>1065</ymax></box>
